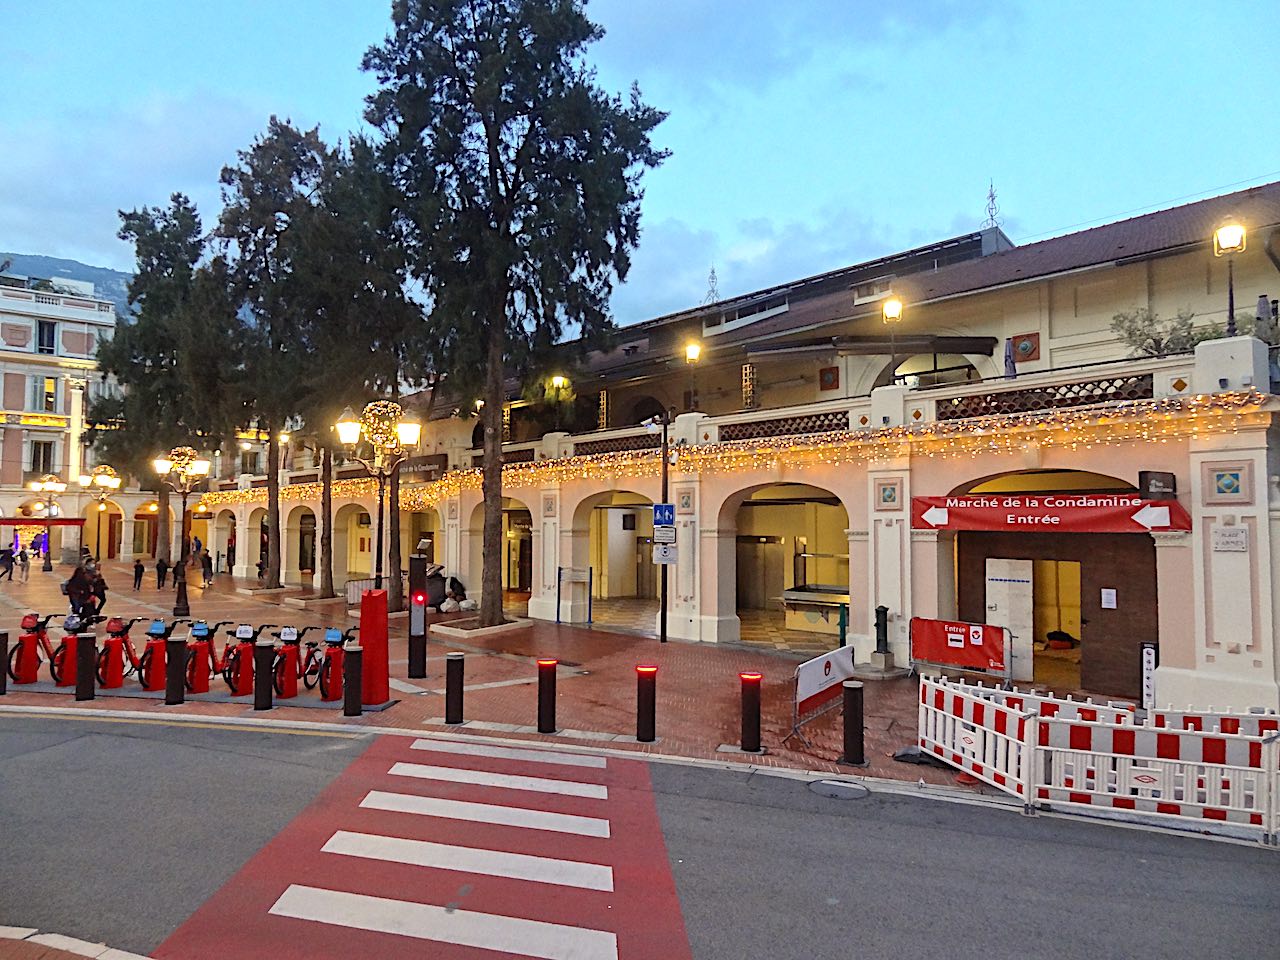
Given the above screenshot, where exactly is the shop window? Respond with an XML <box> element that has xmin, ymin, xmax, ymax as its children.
<box><xmin>30</xmin><ymin>440</ymin><xmax>55</xmax><ymax>474</ymax></box>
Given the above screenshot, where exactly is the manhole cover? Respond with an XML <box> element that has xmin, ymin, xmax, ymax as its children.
<box><xmin>809</xmin><ymin>780</ymin><xmax>870</xmax><ymax>800</ymax></box>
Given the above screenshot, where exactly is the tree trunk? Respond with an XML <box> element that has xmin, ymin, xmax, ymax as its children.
<box><xmin>318</xmin><ymin>442</ymin><xmax>335</xmax><ymax>599</ymax></box>
<box><xmin>479</xmin><ymin>324</ymin><xmax>506</xmax><ymax>627</ymax></box>
<box><xmin>155</xmin><ymin>485</ymin><xmax>171</xmax><ymax>563</ymax></box>
<box><xmin>388</xmin><ymin>466</ymin><xmax>403</xmax><ymax>613</ymax></box>
<box><xmin>265</xmin><ymin>430</ymin><xmax>282</xmax><ymax>589</ymax></box>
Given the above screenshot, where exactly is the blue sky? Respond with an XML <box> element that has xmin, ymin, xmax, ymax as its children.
<box><xmin>2</xmin><ymin>1</ymin><xmax>1278</xmax><ymax>326</ymax></box>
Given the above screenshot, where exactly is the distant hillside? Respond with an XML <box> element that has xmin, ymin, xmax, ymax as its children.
<box><xmin>0</xmin><ymin>252</ymin><xmax>132</xmax><ymax>317</ymax></box>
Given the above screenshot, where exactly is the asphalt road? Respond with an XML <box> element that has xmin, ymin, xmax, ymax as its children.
<box><xmin>651</xmin><ymin>765</ymin><xmax>1280</xmax><ymax>960</ymax></box>
<box><xmin>0</xmin><ymin>713</ymin><xmax>1277</xmax><ymax>960</ymax></box>
<box><xmin>0</xmin><ymin>714</ymin><xmax>370</xmax><ymax>954</ymax></box>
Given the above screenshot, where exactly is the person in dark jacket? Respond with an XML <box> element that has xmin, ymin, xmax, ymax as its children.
<box><xmin>66</xmin><ymin>565</ymin><xmax>93</xmax><ymax>616</ymax></box>
<box><xmin>156</xmin><ymin>557</ymin><xmax>169</xmax><ymax>588</ymax></box>
<box><xmin>90</xmin><ymin>567</ymin><xmax>108</xmax><ymax>615</ymax></box>
<box><xmin>201</xmin><ymin>551</ymin><xmax>214</xmax><ymax>588</ymax></box>
<box><xmin>133</xmin><ymin>559</ymin><xmax>145</xmax><ymax>590</ymax></box>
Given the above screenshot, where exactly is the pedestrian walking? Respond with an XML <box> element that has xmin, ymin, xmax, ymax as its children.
<box><xmin>0</xmin><ymin>548</ymin><xmax>14</xmax><ymax>581</ymax></box>
<box><xmin>132</xmin><ymin>558</ymin><xmax>144</xmax><ymax>590</ymax></box>
<box><xmin>172</xmin><ymin>555</ymin><xmax>183</xmax><ymax>588</ymax></box>
<box><xmin>156</xmin><ymin>556</ymin><xmax>169</xmax><ymax>588</ymax></box>
<box><xmin>18</xmin><ymin>548</ymin><xmax>30</xmax><ymax>583</ymax></box>
<box><xmin>90</xmin><ymin>567</ymin><xmax>108</xmax><ymax>616</ymax></box>
<box><xmin>201</xmin><ymin>551</ymin><xmax>214</xmax><ymax>588</ymax></box>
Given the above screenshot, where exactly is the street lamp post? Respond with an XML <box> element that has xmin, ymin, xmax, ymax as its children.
<box><xmin>153</xmin><ymin>446</ymin><xmax>211</xmax><ymax>618</ymax></box>
<box><xmin>550</xmin><ymin>375</ymin><xmax>568</xmax><ymax>431</ymax></box>
<box><xmin>642</xmin><ymin>408</ymin><xmax>677</xmax><ymax>643</ymax></box>
<box><xmin>336</xmin><ymin>401</ymin><xmax>422</xmax><ymax>592</ymax></box>
<box><xmin>27</xmin><ymin>474</ymin><xmax>67</xmax><ymax>572</ymax></box>
<box><xmin>684</xmin><ymin>341</ymin><xmax>702</xmax><ymax>410</ymax></box>
<box><xmin>1213</xmin><ymin>219</ymin><xmax>1246</xmax><ymax>337</ymax></box>
<box><xmin>77</xmin><ymin>464</ymin><xmax>121</xmax><ymax>562</ymax></box>
<box><xmin>882</xmin><ymin>297</ymin><xmax>903</xmax><ymax>383</ymax></box>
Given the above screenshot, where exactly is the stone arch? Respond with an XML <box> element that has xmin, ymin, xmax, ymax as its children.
<box><xmin>283</xmin><ymin>503</ymin><xmax>318</xmax><ymax>586</ymax></box>
<box><xmin>566</xmin><ymin>489</ymin><xmax>656</xmax><ymax>603</ymax></box>
<box><xmin>628</xmin><ymin>395</ymin><xmax>667</xmax><ymax>426</ymax></box>
<box><xmin>710</xmin><ymin>481</ymin><xmax>853</xmax><ymax>648</ymax></box>
<box><xmin>467</xmin><ymin>495</ymin><xmax>533</xmax><ymax>599</ymax></box>
<box><xmin>81</xmin><ymin>498</ymin><xmax>125</xmax><ymax>560</ymax></box>
<box><xmin>332</xmin><ymin>501</ymin><xmax>372</xmax><ymax>581</ymax></box>
<box><xmin>247</xmin><ymin>506</ymin><xmax>268</xmax><ymax>574</ymax></box>
<box><xmin>213</xmin><ymin>509</ymin><xmax>237</xmax><ymax>571</ymax></box>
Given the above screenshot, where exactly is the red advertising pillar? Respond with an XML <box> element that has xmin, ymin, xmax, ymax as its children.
<box><xmin>359</xmin><ymin>589</ymin><xmax>390</xmax><ymax>706</ymax></box>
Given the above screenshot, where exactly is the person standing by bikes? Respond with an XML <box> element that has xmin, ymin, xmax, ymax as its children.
<box><xmin>66</xmin><ymin>563</ymin><xmax>93</xmax><ymax>616</ymax></box>
<box><xmin>90</xmin><ymin>565</ymin><xmax>108</xmax><ymax>616</ymax></box>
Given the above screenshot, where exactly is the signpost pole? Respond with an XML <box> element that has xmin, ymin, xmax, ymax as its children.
<box><xmin>659</xmin><ymin>416</ymin><xmax>668</xmax><ymax>644</ymax></box>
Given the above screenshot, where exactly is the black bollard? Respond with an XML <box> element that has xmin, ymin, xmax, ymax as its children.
<box><xmin>740</xmin><ymin>671</ymin><xmax>762</xmax><ymax>753</ymax></box>
<box><xmin>343</xmin><ymin>644</ymin><xmax>363</xmax><ymax>717</ymax></box>
<box><xmin>445</xmin><ymin>652</ymin><xmax>464</xmax><ymax>724</ymax></box>
<box><xmin>408</xmin><ymin>631</ymin><xmax>427</xmax><ymax>680</ymax></box>
<box><xmin>636</xmin><ymin>665</ymin><xmax>657</xmax><ymax>743</ymax></box>
<box><xmin>537</xmin><ymin>658</ymin><xmax>557</xmax><ymax>734</ymax></box>
<box><xmin>0</xmin><ymin>631</ymin><xmax>8</xmax><ymax>696</ymax></box>
<box><xmin>253</xmin><ymin>640</ymin><xmax>274</xmax><ymax>711</ymax></box>
<box><xmin>165</xmin><ymin>637</ymin><xmax>186</xmax><ymax>705</ymax></box>
<box><xmin>75</xmin><ymin>633</ymin><xmax>96</xmax><ymax>702</ymax></box>
<box><xmin>874</xmin><ymin>605</ymin><xmax>889</xmax><ymax>655</ymax></box>
<box><xmin>840</xmin><ymin>680</ymin><xmax>867</xmax><ymax>767</ymax></box>
<box><xmin>173</xmin><ymin>562</ymin><xmax>191</xmax><ymax>619</ymax></box>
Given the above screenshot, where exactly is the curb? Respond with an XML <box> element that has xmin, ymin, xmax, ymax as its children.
<box><xmin>0</xmin><ymin>926</ymin><xmax>146</xmax><ymax>960</ymax></box>
<box><xmin>0</xmin><ymin>703</ymin><xmax>1263</xmax><ymax>848</ymax></box>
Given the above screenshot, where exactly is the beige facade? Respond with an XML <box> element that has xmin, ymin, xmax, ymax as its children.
<box><xmin>202</xmin><ymin>184</ymin><xmax>1280</xmax><ymax>710</ymax></box>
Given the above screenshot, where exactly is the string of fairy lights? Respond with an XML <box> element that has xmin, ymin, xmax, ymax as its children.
<box><xmin>194</xmin><ymin>390</ymin><xmax>1271</xmax><ymax>512</ymax></box>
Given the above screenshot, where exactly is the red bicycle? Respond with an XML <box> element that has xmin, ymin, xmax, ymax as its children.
<box><xmin>6</xmin><ymin>613</ymin><xmax>58</xmax><ymax>684</ymax></box>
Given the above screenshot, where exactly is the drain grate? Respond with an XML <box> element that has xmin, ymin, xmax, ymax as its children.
<box><xmin>809</xmin><ymin>780</ymin><xmax>870</xmax><ymax>800</ymax></box>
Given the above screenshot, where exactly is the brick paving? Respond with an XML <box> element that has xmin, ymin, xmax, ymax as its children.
<box><xmin>0</xmin><ymin>559</ymin><xmax>960</xmax><ymax>788</ymax></box>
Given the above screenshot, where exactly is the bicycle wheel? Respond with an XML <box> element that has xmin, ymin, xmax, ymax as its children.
<box><xmin>301</xmin><ymin>653</ymin><xmax>321</xmax><ymax>690</ymax></box>
<box><xmin>6</xmin><ymin>643</ymin><xmax>21</xmax><ymax>682</ymax></box>
<box><xmin>273</xmin><ymin>656</ymin><xmax>287</xmax><ymax>696</ymax></box>
<box><xmin>223</xmin><ymin>650</ymin><xmax>239</xmax><ymax>691</ymax></box>
<box><xmin>96</xmin><ymin>647</ymin><xmax>110</xmax><ymax>686</ymax></box>
<box><xmin>184</xmin><ymin>648</ymin><xmax>198</xmax><ymax>692</ymax></box>
<box><xmin>318</xmin><ymin>658</ymin><xmax>332</xmax><ymax>699</ymax></box>
<box><xmin>49</xmin><ymin>643</ymin><xmax>66</xmax><ymax>684</ymax></box>
<box><xmin>138</xmin><ymin>648</ymin><xmax>153</xmax><ymax>688</ymax></box>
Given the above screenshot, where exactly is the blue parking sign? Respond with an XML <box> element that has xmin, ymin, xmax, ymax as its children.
<box><xmin>653</xmin><ymin>503</ymin><xmax>675</xmax><ymax>526</ymax></box>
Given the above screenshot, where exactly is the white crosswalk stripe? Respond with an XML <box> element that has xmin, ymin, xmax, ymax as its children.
<box><xmin>410</xmin><ymin>737</ymin><xmax>608</xmax><ymax>768</ymax></box>
<box><xmin>360</xmin><ymin>789</ymin><xmax>612</xmax><ymax>837</ymax></box>
<box><xmin>388</xmin><ymin>761</ymin><xmax>609</xmax><ymax>799</ymax></box>
<box><xmin>270</xmin><ymin>884</ymin><xmax>619</xmax><ymax>960</ymax></box>
<box><xmin>322</xmin><ymin>829</ymin><xmax>614</xmax><ymax>890</ymax></box>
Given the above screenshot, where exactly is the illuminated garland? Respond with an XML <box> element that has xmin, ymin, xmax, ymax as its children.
<box><xmin>196</xmin><ymin>390</ymin><xmax>1271</xmax><ymax>512</ymax></box>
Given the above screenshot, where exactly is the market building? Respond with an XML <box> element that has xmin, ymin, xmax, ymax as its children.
<box><xmin>201</xmin><ymin>181</ymin><xmax>1280</xmax><ymax>711</ymax></box>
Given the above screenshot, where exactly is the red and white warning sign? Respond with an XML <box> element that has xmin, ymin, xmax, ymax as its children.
<box><xmin>910</xmin><ymin>617</ymin><xmax>1009</xmax><ymax>674</ymax></box>
<box><xmin>911</xmin><ymin>494</ymin><xmax>1191</xmax><ymax>533</ymax></box>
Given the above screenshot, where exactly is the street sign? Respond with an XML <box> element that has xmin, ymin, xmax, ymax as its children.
<box><xmin>653</xmin><ymin>526</ymin><xmax>676</xmax><ymax>544</ymax></box>
<box><xmin>652</xmin><ymin>543</ymin><xmax>677</xmax><ymax>565</ymax></box>
<box><xmin>653</xmin><ymin>503</ymin><xmax>675</xmax><ymax>526</ymax></box>
<box><xmin>1140</xmin><ymin>641</ymin><xmax>1159</xmax><ymax>711</ymax></box>
<box><xmin>911</xmin><ymin>494</ymin><xmax>1192</xmax><ymax>533</ymax></box>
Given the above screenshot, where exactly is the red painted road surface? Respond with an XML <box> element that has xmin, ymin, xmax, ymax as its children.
<box><xmin>154</xmin><ymin>735</ymin><xmax>692</xmax><ymax>960</ymax></box>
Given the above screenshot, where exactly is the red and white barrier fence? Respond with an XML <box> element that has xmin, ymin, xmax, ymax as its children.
<box><xmin>919</xmin><ymin>677</ymin><xmax>1280</xmax><ymax>845</ymax></box>
<box><xmin>957</xmin><ymin>679</ymin><xmax>1136</xmax><ymax>725</ymax></box>
<box><xmin>1152</xmin><ymin>707</ymin><xmax>1280</xmax><ymax>738</ymax></box>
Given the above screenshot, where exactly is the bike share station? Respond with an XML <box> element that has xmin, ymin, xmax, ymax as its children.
<box><xmin>0</xmin><ymin>588</ymin><xmax>399</xmax><ymax>714</ymax></box>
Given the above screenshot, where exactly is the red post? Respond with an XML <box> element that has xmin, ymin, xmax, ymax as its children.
<box><xmin>359</xmin><ymin>589</ymin><xmax>390</xmax><ymax>706</ymax></box>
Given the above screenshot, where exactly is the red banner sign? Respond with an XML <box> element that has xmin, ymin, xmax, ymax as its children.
<box><xmin>910</xmin><ymin>617</ymin><xmax>1008</xmax><ymax>674</ymax></box>
<box><xmin>911</xmin><ymin>494</ymin><xmax>1191</xmax><ymax>533</ymax></box>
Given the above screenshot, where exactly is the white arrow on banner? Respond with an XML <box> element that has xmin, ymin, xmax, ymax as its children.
<box><xmin>921</xmin><ymin>505</ymin><xmax>949</xmax><ymax>527</ymax></box>
<box><xmin>1131</xmin><ymin>503</ymin><xmax>1170</xmax><ymax>529</ymax></box>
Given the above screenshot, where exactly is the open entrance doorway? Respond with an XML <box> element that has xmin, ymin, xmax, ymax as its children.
<box><xmin>575</xmin><ymin>490</ymin><xmax>655</xmax><ymax>636</ymax></box>
<box><xmin>467</xmin><ymin>497</ymin><xmax>533</xmax><ymax>615</ymax></box>
<box><xmin>952</xmin><ymin>470</ymin><xmax>1157</xmax><ymax>697</ymax></box>
<box><xmin>728</xmin><ymin>483</ymin><xmax>849</xmax><ymax>655</ymax></box>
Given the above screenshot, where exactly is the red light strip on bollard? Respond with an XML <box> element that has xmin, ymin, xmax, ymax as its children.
<box><xmin>537</xmin><ymin>658</ymin><xmax>558</xmax><ymax>667</ymax></box>
<box><xmin>636</xmin><ymin>665</ymin><xmax>658</xmax><ymax>674</ymax></box>
<box><xmin>740</xmin><ymin>671</ymin><xmax>763</xmax><ymax>681</ymax></box>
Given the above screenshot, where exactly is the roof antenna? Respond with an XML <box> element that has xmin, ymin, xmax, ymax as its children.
<box><xmin>703</xmin><ymin>265</ymin><xmax>720</xmax><ymax>305</ymax></box>
<box><xmin>982</xmin><ymin>180</ymin><xmax>1001</xmax><ymax>229</ymax></box>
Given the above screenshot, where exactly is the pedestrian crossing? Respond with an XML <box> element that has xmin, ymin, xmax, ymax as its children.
<box><xmin>154</xmin><ymin>733</ymin><xmax>691</xmax><ymax>960</ymax></box>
